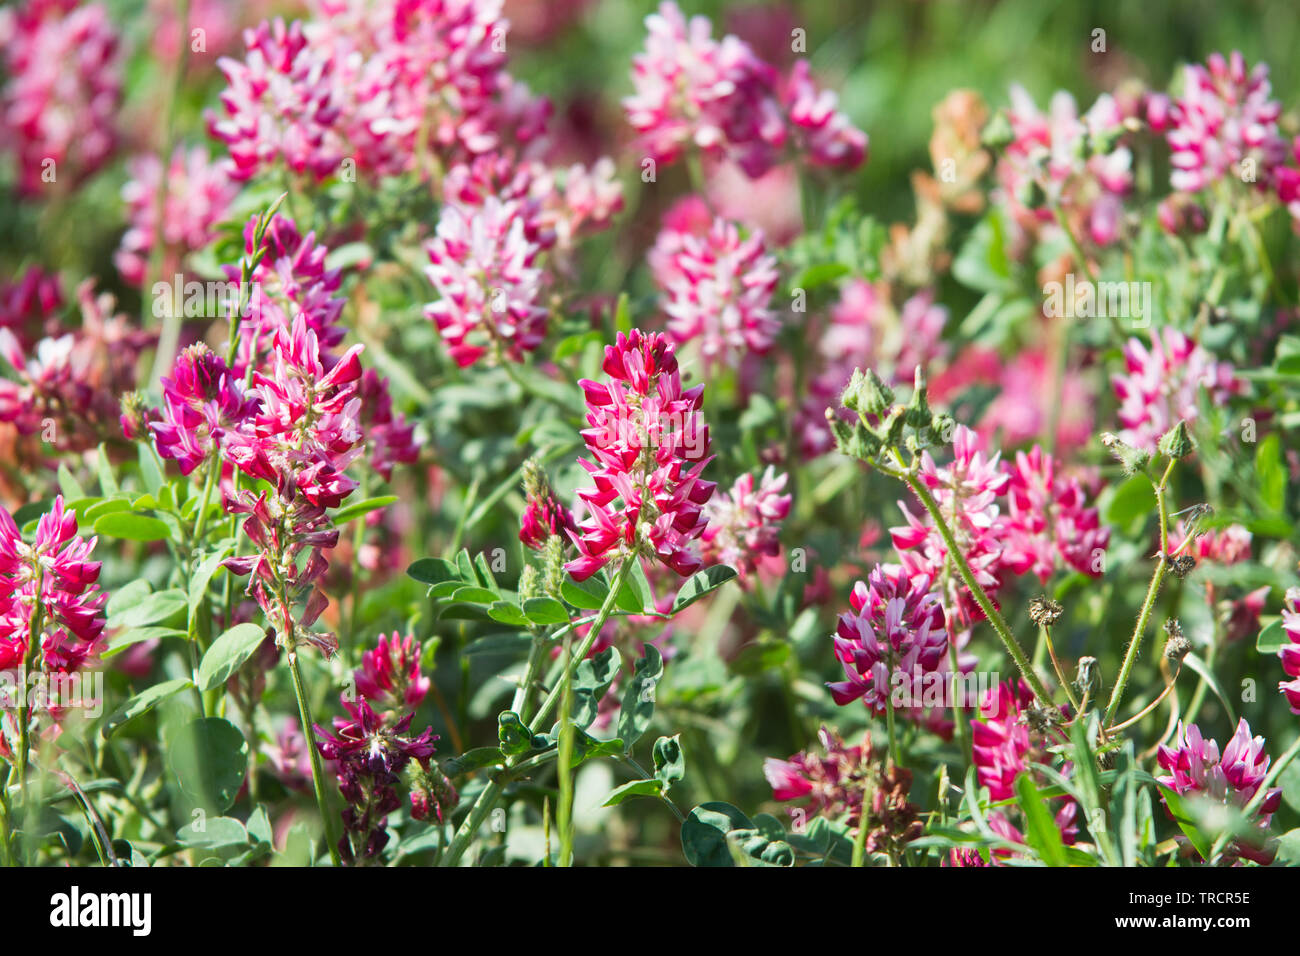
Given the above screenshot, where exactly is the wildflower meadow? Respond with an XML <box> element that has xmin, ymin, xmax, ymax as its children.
<box><xmin>2</xmin><ymin>0</ymin><xmax>1300</xmax><ymax>906</ymax></box>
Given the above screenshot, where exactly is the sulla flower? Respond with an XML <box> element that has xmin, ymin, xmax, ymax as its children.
<box><xmin>424</xmin><ymin>195</ymin><xmax>548</xmax><ymax>368</ymax></box>
<box><xmin>565</xmin><ymin>330</ymin><xmax>715</xmax><ymax>581</ymax></box>
<box><xmin>148</xmin><ymin>343</ymin><xmax>261</xmax><ymax>476</ymax></box>
<box><xmin>782</xmin><ymin>59</ymin><xmax>867</xmax><ymax>170</ymax></box>
<box><xmin>0</xmin><ymin>0</ymin><xmax>121</xmax><ymax>195</ymax></box>
<box><xmin>208</xmin><ymin>18</ymin><xmax>345</xmax><ymax>182</ymax></box>
<box><xmin>1165</xmin><ymin>51</ymin><xmax>1288</xmax><ymax>194</ymax></box>
<box><xmin>827</xmin><ymin>563</ymin><xmax>948</xmax><ymax>720</ymax></box>
<box><xmin>1277</xmin><ymin>587</ymin><xmax>1300</xmax><ymax>714</ymax></box>
<box><xmin>0</xmin><ymin>496</ymin><xmax>105</xmax><ymax>682</ymax></box>
<box><xmin>700</xmin><ymin>467</ymin><xmax>791</xmax><ymax>580</ymax></box>
<box><xmin>649</xmin><ymin>213</ymin><xmax>781</xmax><ymax>372</ymax></box>
<box><xmin>1111</xmin><ymin>327</ymin><xmax>1240</xmax><ymax>453</ymax></box>
<box><xmin>115</xmin><ymin>145</ymin><xmax>238</xmax><ymax>286</ymax></box>
<box><xmin>315</xmin><ymin>698</ymin><xmax>437</xmax><ymax>864</ymax></box>
<box><xmin>1157</xmin><ymin>718</ymin><xmax>1281</xmax><ymax>864</ymax></box>
<box><xmin>353</xmin><ymin>632</ymin><xmax>430</xmax><ymax>719</ymax></box>
<box><xmin>1001</xmin><ymin>446</ymin><xmax>1109</xmax><ymax>583</ymax></box>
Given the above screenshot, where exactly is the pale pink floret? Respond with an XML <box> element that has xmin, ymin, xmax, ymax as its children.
<box><xmin>700</xmin><ymin>466</ymin><xmax>791</xmax><ymax>579</ymax></box>
<box><xmin>782</xmin><ymin>60</ymin><xmax>867</xmax><ymax>170</ymax></box>
<box><xmin>0</xmin><ymin>496</ymin><xmax>105</xmax><ymax>677</ymax></box>
<box><xmin>1001</xmin><ymin>446</ymin><xmax>1109</xmax><ymax>583</ymax></box>
<box><xmin>650</xmin><ymin>214</ymin><xmax>780</xmax><ymax>370</ymax></box>
<box><xmin>827</xmin><ymin>563</ymin><xmax>947</xmax><ymax>720</ymax></box>
<box><xmin>1157</xmin><ymin>718</ymin><xmax>1281</xmax><ymax>864</ymax></box>
<box><xmin>116</xmin><ymin>145</ymin><xmax>239</xmax><ymax>285</ymax></box>
<box><xmin>0</xmin><ymin>0</ymin><xmax>121</xmax><ymax>195</ymax></box>
<box><xmin>424</xmin><ymin>195</ymin><xmax>548</xmax><ymax>368</ymax></box>
<box><xmin>1277</xmin><ymin>587</ymin><xmax>1300</xmax><ymax>714</ymax></box>
<box><xmin>1111</xmin><ymin>327</ymin><xmax>1240</xmax><ymax>453</ymax></box>
<box><xmin>208</xmin><ymin>18</ymin><xmax>345</xmax><ymax>181</ymax></box>
<box><xmin>565</xmin><ymin>330</ymin><xmax>715</xmax><ymax>581</ymax></box>
<box><xmin>1165</xmin><ymin>51</ymin><xmax>1288</xmax><ymax>194</ymax></box>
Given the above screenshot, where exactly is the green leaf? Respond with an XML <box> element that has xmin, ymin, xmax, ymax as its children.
<box><xmin>57</xmin><ymin>464</ymin><xmax>86</xmax><ymax>500</ymax></box>
<box><xmin>603</xmin><ymin>778</ymin><xmax>662</xmax><ymax>807</ymax></box>
<box><xmin>95</xmin><ymin>444</ymin><xmax>119</xmax><ymax>495</ymax></box>
<box><xmin>176</xmin><ymin>816</ymin><xmax>248</xmax><ymax>851</ymax></box>
<box><xmin>442</xmin><ymin>747</ymin><xmax>506</xmax><ymax>776</ymax></box>
<box><xmin>94</xmin><ymin>511</ymin><xmax>172</xmax><ymax>541</ymax></box>
<box><xmin>197</xmin><ymin>623</ymin><xmax>269</xmax><ymax>691</ymax></box>
<box><xmin>617</xmin><ymin>644</ymin><xmax>664</xmax><ymax>748</ymax></box>
<box><xmin>562</xmin><ymin>573</ymin><xmax>608</xmax><ymax>610</ymax></box>
<box><xmin>138</xmin><ymin>443</ymin><xmax>164</xmax><ymax>495</ymax></box>
<box><xmin>407</xmin><ymin>557</ymin><xmax>462</xmax><ymax>587</ymax></box>
<box><xmin>486</xmin><ymin>601</ymin><xmax>529</xmax><ymax>627</ymax></box>
<box><xmin>522</xmin><ymin>597</ymin><xmax>569</xmax><ymax>626</ymax></box>
<box><xmin>1257</xmin><ymin>617</ymin><xmax>1286</xmax><ymax>654</ymax></box>
<box><xmin>573</xmin><ymin>646</ymin><xmax>621</xmax><ymax>728</ymax></box>
<box><xmin>652</xmin><ymin>734</ymin><xmax>685</xmax><ymax>793</ymax></box>
<box><xmin>449</xmin><ymin>585</ymin><xmax>499</xmax><ymax>605</ymax></box>
<box><xmin>1183</xmin><ymin>653</ymin><xmax>1236</xmax><ymax>722</ymax></box>
<box><xmin>101</xmin><ymin>678</ymin><xmax>193</xmax><ymax>737</ymax></box>
<box><xmin>169</xmin><ymin>717</ymin><xmax>248</xmax><ymax>813</ymax></box>
<box><xmin>681</xmin><ymin>801</ymin><xmax>754</xmax><ymax>867</ymax></box>
<box><xmin>1104</xmin><ymin>475</ymin><xmax>1156</xmax><ymax>532</ymax></box>
<box><xmin>102</xmin><ymin>626</ymin><xmax>187</xmax><ymax>658</ymax></box>
<box><xmin>1014</xmin><ymin>773</ymin><xmax>1067</xmax><ymax>866</ymax></box>
<box><xmin>1257</xmin><ymin>433</ymin><xmax>1285</xmax><ymax>513</ymax></box>
<box><xmin>332</xmin><ymin>495</ymin><xmax>397</xmax><ymax>525</ymax></box>
<box><xmin>107</xmin><ymin>588</ymin><xmax>187</xmax><ymax>629</ymax></box>
<box><xmin>615</xmin><ymin>559</ymin><xmax>653</xmax><ymax>614</ymax></box>
<box><xmin>671</xmin><ymin>566</ymin><xmax>738</xmax><ymax>613</ymax></box>
<box><xmin>1158</xmin><ymin>785</ymin><xmax>1212</xmax><ymax>860</ymax></box>
<box><xmin>188</xmin><ymin>545</ymin><xmax>234</xmax><ymax>623</ymax></box>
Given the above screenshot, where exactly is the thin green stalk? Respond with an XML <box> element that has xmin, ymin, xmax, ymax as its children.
<box><xmin>903</xmin><ymin>474</ymin><xmax>1051</xmax><ymax>704</ymax></box>
<box><xmin>287</xmin><ymin>649</ymin><xmax>343</xmax><ymax>867</ymax></box>
<box><xmin>556</xmin><ymin>627</ymin><xmax>576</xmax><ymax>867</ymax></box>
<box><xmin>16</xmin><ymin>570</ymin><xmax>44</xmax><ymax>803</ymax></box>
<box><xmin>440</xmin><ymin>558</ymin><xmax>633</xmax><ymax>868</ymax></box>
<box><xmin>1103</xmin><ymin>460</ymin><xmax>1175</xmax><ymax>727</ymax></box>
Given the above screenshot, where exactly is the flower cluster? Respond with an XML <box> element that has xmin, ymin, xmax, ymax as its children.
<box><xmin>649</xmin><ymin>211</ymin><xmax>780</xmax><ymax>371</ymax></box>
<box><xmin>115</xmin><ymin>145</ymin><xmax>239</xmax><ymax>285</ymax></box>
<box><xmin>0</xmin><ymin>0</ymin><xmax>121</xmax><ymax>194</ymax></box>
<box><xmin>1277</xmin><ymin>588</ymin><xmax>1300</xmax><ymax>714</ymax></box>
<box><xmin>1153</xmin><ymin>51</ymin><xmax>1288</xmax><ymax>195</ymax></box>
<box><xmin>827</xmin><ymin>564</ymin><xmax>947</xmax><ymax>719</ymax></box>
<box><xmin>624</xmin><ymin>1</ymin><xmax>865</xmax><ymax>178</ymax></box>
<box><xmin>353</xmin><ymin>632</ymin><xmax>431</xmax><ymax>719</ymax></box>
<box><xmin>566</xmin><ymin>330</ymin><xmax>715</xmax><ymax>581</ymax></box>
<box><xmin>1111</xmin><ymin>327</ymin><xmax>1240</xmax><ymax>453</ymax></box>
<box><xmin>0</xmin><ymin>497</ymin><xmax>104</xmax><ymax>755</ymax></box>
<box><xmin>1001</xmin><ymin>446</ymin><xmax>1109</xmax><ymax>583</ymax></box>
<box><xmin>1156</xmin><ymin>719</ymin><xmax>1280</xmax><ymax>864</ymax></box>
<box><xmin>699</xmin><ymin>467</ymin><xmax>791</xmax><ymax>580</ymax></box>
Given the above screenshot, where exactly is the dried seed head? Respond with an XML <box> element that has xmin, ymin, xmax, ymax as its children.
<box><xmin>1170</xmin><ymin>554</ymin><xmax>1197</xmax><ymax>578</ymax></box>
<box><xmin>1028</xmin><ymin>595</ymin><xmax>1064</xmax><ymax>627</ymax></box>
<box><xmin>1163</xmin><ymin>620</ymin><xmax>1191</xmax><ymax>663</ymax></box>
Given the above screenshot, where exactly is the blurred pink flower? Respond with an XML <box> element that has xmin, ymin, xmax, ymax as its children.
<box><xmin>700</xmin><ymin>466</ymin><xmax>791</xmax><ymax>579</ymax></box>
<box><xmin>1111</xmin><ymin>327</ymin><xmax>1240</xmax><ymax>453</ymax></box>
<box><xmin>1001</xmin><ymin>446</ymin><xmax>1109</xmax><ymax>583</ymax></box>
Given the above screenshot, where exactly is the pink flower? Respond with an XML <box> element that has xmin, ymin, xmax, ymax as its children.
<box><xmin>624</xmin><ymin>2</ymin><xmax>786</xmax><ymax>178</ymax></box>
<box><xmin>1277</xmin><ymin>587</ymin><xmax>1300</xmax><ymax>714</ymax></box>
<box><xmin>891</xmin><ymin>425</ymin><xmax>1009</xmax><ymax>627</ymax></box>
<box><xmin>565</xmin><ymin>330</ymin><xmax>715</xmax><ymax>581</ymax></box>
<box><xmin>650</xmin><ymin>213</ymin><xmax>780</xmax><ymax>370</ymax></box>
<box><xmin>0</xmin><ymin>0</ymin><xmax>121</xmax><ymax>195</ymax></box>
<box><xmin>228</xmin><ymin>213</ymin><xmax>346</xmax><ymax>374</ymax></box>
<box><xmin>1111</xmin><ymin>327</ymin><xmax>1240</xmax><ymax>453</ymax></box>
<box><xmin>115</xmin><ymin>145</ymin><xmax>238</xmax><ymax>286</ymax></box>
<box><xmin>149</xmin><ymin>343</ymin><xmax>261</xmax><ymax>476</ymax></box>
<box><xmin>1168</xmin><ymin>521</ymin><xmax>1251</xmax><ymax>565</ymax></box>
<box><xmin>994</xmin><ymin>85</ymin><xmax>1133</xmax><ymax>247</ymax></box>
<box><xmin>424</xmin><ymin>195</ymin><xmax>548</xmax><ymax>368</ymax></box>
<box><xmin>208</xmin><ymin>18</ymin><xmax>345</xmax><ymax>181</ymax></box>
<box><xmin>1157</xmin><ymin>718</ymin><xmax>1281</xmax><ymax>864</ymax></box>
<box><xmin>971</xmin><ymin>681</ymin><xmax>1077</xmax><ymax>851</ymax></box>
<box><xmin>0</xmin><ymin>496</ymin><xmax>105</xmax><ymax>676</ymax></box>
<box><xmin>354</xmin><ymin>632</ymin><xmax>430</xmax><ymax>716</ymax></box>
<box><xmin>520</xmin><ymin>490</ymin><xmax>576</xmax><ymax>552</ymax></box>
<box><xmin>764</xmin><ymin>726</ymin><xmax>869</xmax><ymax>823</ymax></box>
<box><xmin>1001</xmin><ymin>446</ymin><xmax>1109</xmax><ymax>583</ymax></box>
<box><xmin>782</xmin><ymin>60</ymin><xmax>867</xmax><ymax>170</ymax></box>
<box><xmin>1165</xmin><ymin>52</ymin><xmax>1288</xmax><ymax>194</ymax></box>
<box><xmin>0</xmin><ymin>267</ymin><xmax>62</xmax><ymax>342</ymax></box>
<box><xmin>827</xmin><ymin>564</ymin><xmax>947</xmax><ymax>719</ymax></box>
<box><xmin>356</xmin><ymin>369</ymin><xmax>419</xmax><ymax>481</ymax></box>
<box><xmin>975</xmin><ymin>347</ymin><xmax>1094</xmax><ymax>454</ymax></box>
<box><xmin>699</xmin><ymin>467</ymin><xmax>790</xmax><ymax>579</ymax></box>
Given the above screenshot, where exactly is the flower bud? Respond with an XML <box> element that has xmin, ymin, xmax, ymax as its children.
<box><xmin>1157</xmin><ymin>420</ymin><xmax>1196</xmax><ymax>460</ymax></box>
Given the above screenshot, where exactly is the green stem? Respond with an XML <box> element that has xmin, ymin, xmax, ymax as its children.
<box><xmin>16</xmin><ymin>570</ymin><xmax>44</xmax><ymax>805</ymax></box>
<box><xmin>440</xmin><ymin>558</ymin><xmax>633</xmax><ymax>868</ymax></box>
<box><xmin>1103</xmin><ymin>460</ymin><xmax>1175</xmax><ymax>727</ymax></box>
<box><xmin>287</xmin><ymin>649</ymin><xmax>343</xmax><ymax>867</ymax></box>
<box><xmin>903</xmin><ymin>474</ymin><xmax>1051</xmax><ymax>704</ymax></box>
